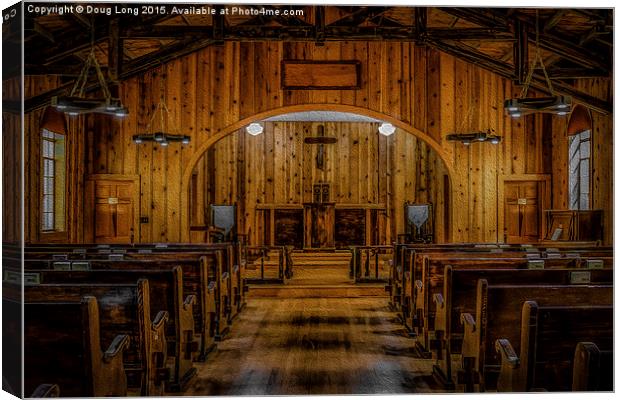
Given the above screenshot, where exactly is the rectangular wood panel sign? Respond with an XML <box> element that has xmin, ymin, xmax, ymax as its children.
<box><xmin>281</xmin><ymin>60</ymin><xmax>361</xmax><ymax>89</ymax></box>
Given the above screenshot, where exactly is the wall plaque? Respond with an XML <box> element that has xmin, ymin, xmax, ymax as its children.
<box><xmin>281</xmin><ymin>60</ymin><xmax>361</xmax><ymax>90</ymax></box>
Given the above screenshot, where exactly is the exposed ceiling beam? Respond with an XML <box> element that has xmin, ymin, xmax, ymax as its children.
<box><xmin>513</xmin><ymin>19</ymin><xmax>528</xmax><ymax>84</ymax></box>
<box><xmin>543</xmin><ymin>10</ymin><xmax>566</xmax><ymax>33</ymax></box>
<box><xmin>438</xmin><ymin>7</ymin><xmax>509</xmax><ymax>30</ymax></box>
<box><xmin>328</xmin><ymin>6</ymin><xmax>392</xmax><ymax>27</ymax></box>
<box><xmin>424</xmin><ymin>38</ymin><xmax>611</xmax><ymax>114</ymax></box>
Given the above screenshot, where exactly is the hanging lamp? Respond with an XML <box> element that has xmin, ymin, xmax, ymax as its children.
<box><xmin>504</xmin><ymin>10</ymin><xmax>571</xmax><ymax>118</ymax></box>
<box><xmin>132</xmin><ymin>68</ymin><xmax>190</xmax><ymax>147</ymax></box>
<box><xmin>51</xmin><ymin>20</ymin><xmax>128</xmax><ymax>117</ymax></box>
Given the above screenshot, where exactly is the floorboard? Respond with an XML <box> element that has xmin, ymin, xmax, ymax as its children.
<box><xmin>183</xmin><ymin>297</ymin><xmax>441</xmax><ymax>395</ymax></box>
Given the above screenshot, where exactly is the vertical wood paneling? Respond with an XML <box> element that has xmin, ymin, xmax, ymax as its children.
<box><xmin>22</xmin><ymin>41</ymin><xmax>612</xmax><ymax>245</ymax></box>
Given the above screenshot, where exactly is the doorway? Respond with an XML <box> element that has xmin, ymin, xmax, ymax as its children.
<box><xmin>85</xmin><ymin>175</ymin><xmax>139</xmax><ymax>243</ymax></box>
<box><xmin>503</xmin><ymin>180</ymin><xmax>543</xmax><ymax>243</ymax></box>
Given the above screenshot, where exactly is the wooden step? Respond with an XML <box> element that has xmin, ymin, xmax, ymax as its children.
<box><xmin>247</xmin><ymin>284</ymin><xmax>388</xmax><ymax>298</ymax></box>
<box><xmin>290</xmin><ymin>260</ymin><xmax>351</xmax><ymax>267</ymax></box>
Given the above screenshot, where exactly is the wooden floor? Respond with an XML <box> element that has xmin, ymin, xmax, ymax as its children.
<box><xmin>183</xmin><ymin>297</ymin><xmax>440</xmax><ymax>396</ymax></box>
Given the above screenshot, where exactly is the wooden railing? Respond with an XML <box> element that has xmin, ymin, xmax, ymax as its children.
<box><xmin>350</xmin><ymin>245</ymin><xmax>393</xmax><ymax>283</ymax></box>
<box><xmin>242</xmin><ymin>245</ymin><xmax>292</xmax><ymax>284</ymax></box>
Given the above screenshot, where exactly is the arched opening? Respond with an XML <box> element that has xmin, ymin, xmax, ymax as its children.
<box><xmin>567</xmin><ymin>105</ymin><xmax>593</xmax><ymax>210</ymax></box>
<box><xmin>180</xmin><ymin>105</ymin><xmax>454</xmax><ymax>244</ymax></box>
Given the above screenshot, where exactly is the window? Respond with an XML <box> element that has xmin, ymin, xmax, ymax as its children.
<box><xmin>41</xmin><ymin>129</ymin><xmax>66</xmax><ymax>232</ymax></box>
<box><xmin>568</xmin><ymin>130</ymin><xmax>590</xmax><ymax>210</ymax></box>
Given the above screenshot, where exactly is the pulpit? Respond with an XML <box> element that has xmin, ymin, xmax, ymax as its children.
<box><xmin>303</xmin><ymin>202</ymin><xmax>335</xmax><ymax>248</ymax></box>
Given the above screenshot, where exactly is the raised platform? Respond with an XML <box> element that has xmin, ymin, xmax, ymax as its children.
<box><xmin>248</xmin><ymin>284</ymin><xmax>388</xmax><ymax>298</ymax></box>
<box><xmin>246</xmin><ymin>249</ymin><xmax>388</xmax><ymax>298</ymax></box>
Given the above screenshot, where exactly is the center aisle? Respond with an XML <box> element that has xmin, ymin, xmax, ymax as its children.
<box><xmin>183</xmin><ymin>298</ymin><xmax>440</xmax><ymax>395</ymax></box>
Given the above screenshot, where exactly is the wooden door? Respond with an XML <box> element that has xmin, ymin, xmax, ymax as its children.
<box><xmin>504</xmin><ymin>181</ymin><xmax>540</xmax><ymax>243</ymax></box>
<box><xmin>89</xmin><ymin>178</ymin><xmax>137</xmax><ymax>243</ymax></box>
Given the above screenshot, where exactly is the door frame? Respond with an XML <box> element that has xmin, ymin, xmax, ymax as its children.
<box><xmin>498</xmin><ymin>174</ymin><xmax>551</xmax><ymax>243</ymax></box>
<box><xmin>85</xmin><ymin>174</ymin><xmax>141</xmax><ymax>243</ymax></box>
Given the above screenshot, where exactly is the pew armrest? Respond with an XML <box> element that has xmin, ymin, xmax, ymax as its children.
<box><xmin>460</xmin><ymin>313</ymin><xmax>476</xmax><ymax>332</ymax></box>
<box><xmin>496</xmin><ymin>339</ymin><xmax>519</xmax><ymax>366</ymax></box>
<box><xmin>183</xmin><ymin>294</ymin><xmax>197</xmax><ymax>311</ymax></box>
<box><xmin>30</xmin><ymin>384</ymin><xmax>60</xmax><ymax>398</ymax></box>
<box><xmin>103</xmin><ymin>334</ymin><xmax>130</xmax><ymax>363</ymax></box>
<box><xmin>152</xmin><ymin>311</ymin><xmax>169</xmax><ymax>331</ymax></box>
<box><xmin>496</xmin><ymin>338</ymin><xmax>523</xmax><ymax>392</ymax></box>
<box><xmin>433</xmin><ymin>293</ymin><xmax>444</xmax><ymax>309</ymax></box>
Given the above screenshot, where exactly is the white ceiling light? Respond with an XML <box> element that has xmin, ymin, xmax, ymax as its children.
<box><xmin>246</xmin><ymin>122</ymin><xmax>264</xmax><ymax>136</ymax></box>
<box><xmin>378</xmin><ymin>122</ymin><xmax>396</xmax><ymax>136</ymax></box>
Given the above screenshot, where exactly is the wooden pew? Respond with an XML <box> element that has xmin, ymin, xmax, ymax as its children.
<box><xmin>459</xmin><ymin>281</ymin><xmax>612</xmax><ymax>392</ymax></box>
<box><xmin>25</xmin><ymin>254</ymin><xmax>225</xmax><ymax>352</ymax></box>
<box><xmin>405</xmin><ymin>251</ymin><xmax>543</xmax><ymax>335</ymax></box>
<box><xmin>416</xmin><ymin>256</ymin><xmax>603</xmax><ymax>346</ymax></box>
<box><xmin>27</xmin><ymin>268</ymin><xmax>199</xmax><ymax>392</ymax></box>
<box><xmin>24</xmin><ymin>296</ymin><xmax>129</xmax><ymax>397</ymax></box>
<box><xmin>496</xmin><ymin>302</ymin><xmax>613</xmax><ymax>392</ymax></box>
<box><xmin>432</xmin><ymin>267</ymin><xmax>613</xmax><ymax>389</ymax></box>
<box><xmin>571</xmin><ymin>341</ymin><xmax>614</xmax><ymax>391</ymax></box>
<box><xmin>24</xmin><ymin>280</ymin><xmax>168</xmax><ymax>396</ymax></box>
<box><xmin>29</xmin><ymin>384</ymin><xmax>61</xmax><ymax>398</ymax></box>
<box><xmin>407</xmin><ymin>251</ymin><xmax>612</xmax><ymax>337</ymax></box>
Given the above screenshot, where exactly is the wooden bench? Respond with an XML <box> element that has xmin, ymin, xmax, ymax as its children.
<box><xmin>496</xmin><ymin>302</ymin><xmax>613</xmax><ymax>392</ymax></box>
<box><xmin>460</xmin><ymin>281</ymin><xmax>612</xmax><ymax>392</ymax></box>
<box><xmin>25</xmin><ymin>253</ymin><xmax>227</xmax><ymax>349</ymax></box>
<box><xmin>24</xmin><ymin>296</ymin><xmax>129</xmax><ymax>397</ymax></box>
<box><xmin>407</xmin><ymin>251</ymin><xmax>612</xmax><ymax>338</ymax></box>
<box><xmin>571</xmin><ymin>341</ymin><xmax>613</xmax><ymax>391</ymax></box>
<box><xmin>432</xmin><ymin>267</ymin><xmax>613</xmax><ymax>389</ymax></box>
<box><xmin>415</xmin><ymin>255</ymin><xmax>605</xmax><ymax>345</ymax></box>
<box><xmin>27</xmin><ymin>267</ymin><xmax>199</xmax><ymax>392</ymax></box>
<box><xmin>24</xmin><ymin>280</ymin><xmax>167</xmax><ymax>396</ymax></box>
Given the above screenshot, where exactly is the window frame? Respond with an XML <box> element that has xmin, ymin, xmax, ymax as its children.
<box><xmin>40</xmin><ymin>128</ymin><xmax>67</xmax><ymax>234</ymax></box>
<box><xmin>567</xmin><ymin>129</ymin><xmax>592</xmax><ymax>211</ymax></box>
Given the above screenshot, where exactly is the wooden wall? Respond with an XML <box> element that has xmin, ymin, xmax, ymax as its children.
<box><xmin>189</xmin><ymin>121</ymin><xmax>449</xmax><ymax>244</ymax></box>
<box><xmin>20</xmin><ymin>41</ymin><xmax>613</xmax><ymax>244</ymax></box>
<box><xmin>20</xmin><ymin>77</ymin><xmax>87</xmax><ymax>244</ymax></box>
<box><xmin>2</xmin><ymin>78</ymin><xmax>22</xmax><ymax>244</ymax></box>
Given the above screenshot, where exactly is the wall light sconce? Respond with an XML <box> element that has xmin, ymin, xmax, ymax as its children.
<box><xmin>246</xmin><ymin>122</ymin><xmax>264</xmax><ymax>136</ymax></box>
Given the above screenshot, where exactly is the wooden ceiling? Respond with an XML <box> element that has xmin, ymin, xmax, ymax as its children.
<box><xmin>7</xmin><ymin>5</ymin><xmax>613</xmax><ymax>113</ymax></box>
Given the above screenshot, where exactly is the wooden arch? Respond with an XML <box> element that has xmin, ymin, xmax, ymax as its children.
<box><xmin>180</xmin><ymin>104</ymin><xmax>455</xmax><ymax>242</ymax></box>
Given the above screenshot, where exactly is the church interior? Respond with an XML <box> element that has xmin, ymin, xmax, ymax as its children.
<box><xmin>1</xmin><ymin>4</ymin><xmax>614</xmax><ymax>397</ymax></box>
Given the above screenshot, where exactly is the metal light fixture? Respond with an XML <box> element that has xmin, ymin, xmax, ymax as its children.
<box><xmin>504</xmin><ymin>10</ymin><xmax>571</xmax><ymax>118</ymax></box>
<box><xmin>378</xmin><ymin>122</ymin><xmax>396</xmax><ymax>136</ymax></box>
<box><xmin>133</xmin><ymin>67</ymin><xmax>189</xmax><ymax>147</ymax></box>
<box><xmin>51</xmin><ymin>23</ymin><xmax>128</xmax><ymax>118</ymax></box>
<box><xmin>246</xmin><ymin>122</ymin><xmax>264</xmax><ymax>136</ymax></box>
<box><xmin>446</xmin><ymin>130</ymin><xmax>502</xmax><ymax>145</ymax></box>
<box><xmin>132</xmin><ymin>132</ymin><xmax>191</xmax><ymax>146</ymax></box>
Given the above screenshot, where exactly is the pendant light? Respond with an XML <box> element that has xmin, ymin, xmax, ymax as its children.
<box><xmin>132</xmin><ymin>67</ymin><xmax>190</xmax><ymax>146</ymax></box>
<box><xmin>504</xmin><ymin>10</ymin><xmax>571</xmax><ymax>118</ymax></box>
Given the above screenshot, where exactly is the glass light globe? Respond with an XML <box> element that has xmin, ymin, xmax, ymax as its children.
<box><xmin>246</xmin><ymin>123</ymin><xmax>264</xmax><ymax>136</ymax></box>
<box><xmin>378</xmin><ymin>122</ymin><xmax>395</xmax><ymax>136</ymax></box>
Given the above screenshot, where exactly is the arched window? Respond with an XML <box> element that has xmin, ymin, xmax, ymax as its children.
<box><xmin>40</xmin><ymin>108</ymin><xmax>66</xmax><ymax>232</ymax></box>
<box><xmin>567</xmin><ymin>105</ymin><xmax>592</xmax><ymax>210</ymax></box>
